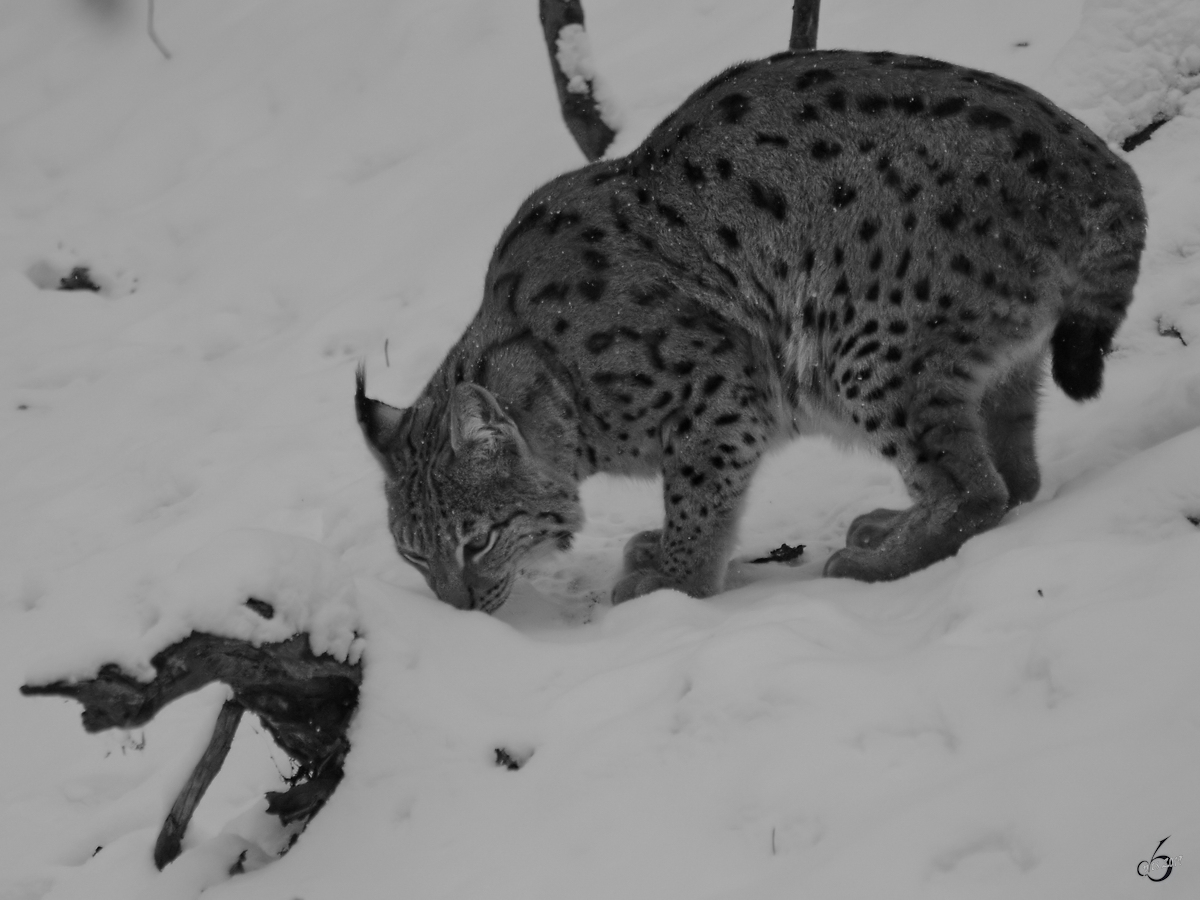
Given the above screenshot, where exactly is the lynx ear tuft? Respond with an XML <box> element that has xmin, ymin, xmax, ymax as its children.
<box><xmin>355</xmin><ymin>364</ymin><xmax>407</xmax><ymax>475</ymax></box>
<box><xmin>449</xmin><ymin>383</ymin><xmax>521</xmax><ymax>455</ymax></box>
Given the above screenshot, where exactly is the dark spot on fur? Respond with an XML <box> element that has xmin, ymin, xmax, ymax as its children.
<box><xmin>716</xmin><ymin>158</ymin><xmax>733</xmax><ymax>179</ymax></box>
<box><xmin>531</xmin><ymin>280</ymin><xmax>570</xmax><ymax>304</ymax></box>
<box><xmin>893</xmin><ymin>94</ymin><xmax>925</xmax><ymax>115</ymax></box>
<box><xmin>795</xmin><ymin>103</ymin><xmax>821</xmax><ymax>123</ymax></box>
<box><xmin>716</xmin><ymin>225</ymin><xmax>740</xmax><ymax>250</ymax></box>
<box><xmin>578</xmin><ymin>277</ymin><xmax>606</xmax><ymax>302</ymax></box>
<box><xmin>1027</xmin><ymin>158</ymin><xmax>1050</xmax><ymax>179</ymax></box>
<box><xmin>857</xmin><ymin>94</ymin><xmax>889</xmax><ymax>114</ymax></box>
<box><xmin>683</xmin><ymin>160</ymin><xmax>706</xmax><ymax>185</ymax></box>
<box><xmin>714</xmin><ymin>412</ymin><xmax>741</xmax><ymax>426</ymax></box>
<box><xmin>656</xmin><ymin>203</ymin><xmax>687</xmax><ymax>227</ymax></box>
<box><xmin>913</xmin><ymin>277</ymin><xmax>930</xmax><ymax>301</ymax></box>
<box><xmin>811</xmin><ymin>139</ymin><xmax>843</xmax><ymax>161</ymax></box>
<box><xmin>938</xmin><ymin>203</ymin><xmax>966</xmax><ymax>231</ymax></box>
<box><xmin>718</xmin><ymin>93</ymin><xmax>752</xmax><ymax>124</ymax></box>
<box><xmin>895</xmin><ymin>249</ymin><xmax>912</xmax><ymax>278</ymax></box>
<box><xmin>833</xmin><ymin>275</ymin><xmax>850</xmax><ymax>295</ymax></box>
<box><xmin>831</xmin><ymin>181</ymin><xmax>857</xmax><ymax>209</ymax></box>
<box><xmin>949</xmin><ymin>254</ymin><xmax>973</xmax><ymax>276</ymax></box>
<box><xmin>748</xmin><ymin>180</ymin><xmax>788</xmax><ymax>220</ymax></box>
<box><xmin>859</xmin><ymin>219</ymin><xmax>880</xmax><ymax>242</ymax></box>
<box><xmin>865</xmin><ymin>281</ymin><xmax>880</xmax><ymax>301</ymax></box>
<box><xmin>795</xmin><ymin>68</ymin><xmax>837</xmax><ymax>91</ymax></box>
<box><xmin>826</xmin><ymin>89</ymin><xmax>847</xmax><ymax>112</ymax></box>
<box><xmin>545</xmin><ymin>210</ymin><xmax>582</xmax><ymax>234</ymax></box>
<box><xmin>931</xmin><ymin>97</ymin><xmax>967</xmax><ymax>117</ymax></box>
<box><xmin>582</xmin><ymin>249</ymin><xmax>609</xmax><ymax>271</ymax></box>
<box><xmin>868</xmin><ymin>248</ymin><xmax>883</xmax><ymax>271</ymax></box>
<box><xmin>756</xmin><ymin>133</ymin><xmax>789</xmax><ymax>147</ymax></box>
<box><xmin>968</xmin><ymin>107</ymin><xmax>1012</xmax><ymax>130</ymax></box>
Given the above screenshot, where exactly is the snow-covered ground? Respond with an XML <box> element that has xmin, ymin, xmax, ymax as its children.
<box><xmin>2</xmin><ymin>0</ymin><xmax>1199</xmax><ymax>897</ymax></box>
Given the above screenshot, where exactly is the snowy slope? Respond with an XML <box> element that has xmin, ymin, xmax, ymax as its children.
<box><xmin>1</xmin><ymin>0</ymin><xmax>1198</xmax><ymax>898</ymax></box>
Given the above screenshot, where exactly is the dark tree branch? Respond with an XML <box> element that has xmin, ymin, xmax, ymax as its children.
<box><xmin>789</xmin><ymin>0</ymin><xmax>821</xmax><ymax>51</ymax></box>
<box><xmin>154</xmin><ymin>699</ymin><xmax>243</xmax><ymax>869</ymax></box>
<box><xmin>22</xmin><ymin>631</ymin><xmax>362</xmax><ymax>869</ymax></box>
<box><xmin>538</xmin><ymin>0</ymin><xmax>616</xmax><ymax>161</ymax></box>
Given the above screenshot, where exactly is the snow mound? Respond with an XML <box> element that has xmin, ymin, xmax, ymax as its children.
<box><xmin>28</xmin><ymin>530</ymin><xmax>363</xmax><ymax>685</ymax></box>
<box><xmin>1049</xmin><ymin>0</ymin><xmax>1200</xmax><ymax>140</ymax></box>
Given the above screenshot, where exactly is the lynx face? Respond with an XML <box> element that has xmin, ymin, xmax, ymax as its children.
<box><xmin>357</xmin><ymin>372</ymin><xmax>582</xmax><ymax>612</ymax></box>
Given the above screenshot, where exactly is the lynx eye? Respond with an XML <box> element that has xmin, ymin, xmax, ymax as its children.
<box><xmin>463</xmin><ymin>528</ymin><xmax>500</xmax><ymax>563</ymax></box>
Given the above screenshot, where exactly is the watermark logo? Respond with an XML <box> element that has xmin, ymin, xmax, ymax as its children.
<box><xmin>1137</xmin><ymin>837</ymin><xmax>1176</xmax><ymax>883</ymax></box>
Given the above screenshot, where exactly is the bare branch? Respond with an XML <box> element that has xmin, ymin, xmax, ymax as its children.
<box><xmin>789</xmin><ymin>0</ymin><xmax>821</xmax><ymax>51</ymax></box>
<box><xmin>538</xmin><ymin>0</ymin><xmax>616</xmax><ymax>161</ymax></box>
<box><xmin>148</xmin><ymin>0</ymin><xmax>172</xmax><ymax>60</ymax></box>
<box><xmin>23</xmin><ymin>631</ymin><xmax>362</xmax><ymax>868</ymax></box>
<box><xmin>154</xmin><ymin>699</ymin><xmax>243</xmax><ymax>869</ymax></box>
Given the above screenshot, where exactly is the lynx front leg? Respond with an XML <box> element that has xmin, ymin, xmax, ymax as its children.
<box><xmin>613</xmin><ymin>416</ymin><xmax>768</xmax><ymax>603</ymax></box>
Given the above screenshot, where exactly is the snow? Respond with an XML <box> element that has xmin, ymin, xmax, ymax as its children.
<box><xmin>1</xmin><ymin>0</ymin><xmax>1199</xmax><ymax>898</ymax></box>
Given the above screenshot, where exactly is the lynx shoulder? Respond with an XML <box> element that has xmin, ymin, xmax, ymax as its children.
<box><xmin>357</xmin><ymin>49</ymin><xmax>1146</xmax><ymax>611</ymax></box>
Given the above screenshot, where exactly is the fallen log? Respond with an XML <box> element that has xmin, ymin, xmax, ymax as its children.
<box><xmin>21</xmin><ymin>626</ymin><xmax>362</xmax><ymax>870</ymax></box>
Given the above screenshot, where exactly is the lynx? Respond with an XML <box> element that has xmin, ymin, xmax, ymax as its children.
<box><xmin>356</xmin><ymin>49</ymin><xmax>1145</xmax><ymax>612</ymax></box>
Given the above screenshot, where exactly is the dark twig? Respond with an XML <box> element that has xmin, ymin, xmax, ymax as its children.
<box><xmin>154</xmin><ymin>699</ymin><xmax>244</xmax><ymax>868</ymax></box>
<box><xmin>148</xmin><ymin>0</ymin><xmax>172</xmax><ymax>60</ymax></box>
<box><xmin>789</xmin><ymin>0</ymin><xmax>821</xmax><ymax>51</ymax></box>
<box><xmin>22</xmin><ymin>630</ymin><xmax>362</xmax><ymax>869</ymax></box>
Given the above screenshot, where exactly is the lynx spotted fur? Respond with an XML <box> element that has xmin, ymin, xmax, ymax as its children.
<box><xmin>357</xmin><ymin>49</ymin><xmax>1145</xmax><ymax>612</ymax></box>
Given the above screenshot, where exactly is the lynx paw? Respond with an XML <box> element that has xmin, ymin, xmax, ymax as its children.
<box><xmin>611</xmin><ymin>569</ymin><xmax>671</xmax><ymax>604</ymax></box>
<box><xmin>824</xmin><ymin>547</ymin><xmax>897</xmax><ymax>582</ymax></box>
<box><xmin>845</xmin><ymin>508</ymin><xmax>905</xmax><ymax>549</ymax></box>
<box><xmin>622</xmin><ymin>529</ymin><xmax>662</xmax><ymax>571</ymax></box>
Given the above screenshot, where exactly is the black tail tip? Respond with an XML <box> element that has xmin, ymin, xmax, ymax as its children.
<box><xmin>1051</xmin><ymin>319</ymin><xmax>1113</xmax><ymax>401</ymax></box>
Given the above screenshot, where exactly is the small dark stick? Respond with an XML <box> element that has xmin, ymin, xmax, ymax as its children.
<box><xmin>749</xmin><ymin>543</ymin><xmax>806</xmax><ymax>564</ymax></box>
<box><xmin>154</xmin><ymin>699</ymin><xmax>244</xmax><ymax>869</ymax></box>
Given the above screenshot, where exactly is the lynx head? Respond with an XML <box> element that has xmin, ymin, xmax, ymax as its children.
<box><xmin>355</xmin><ymin>367</ymin><xmax>582</xmax><ymax>613</ymax></box>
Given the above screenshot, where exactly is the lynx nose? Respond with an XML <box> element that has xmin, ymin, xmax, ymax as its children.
<box><xmin>429</xmin><ymin>563</ymin><xmax>504</xmax><ymax>612</ymax></box>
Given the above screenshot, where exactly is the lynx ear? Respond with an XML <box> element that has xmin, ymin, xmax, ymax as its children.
<box><xmin>449</xmin><ymin>383</ymin><xmax>521</xmax><ymax>455</ymax></box>
<box><xmin>355</xmin><ymin>365</ymin><xmax>407</xmax><ymax>475</ymax></box>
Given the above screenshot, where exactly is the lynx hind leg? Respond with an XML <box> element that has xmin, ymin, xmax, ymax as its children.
<box><xmin>981</xmin><ymin>355</ymin><xmax>1046</xmax><ymax>508</ymax></box>
<box><xmin>826</xmin><ymin>392</ymin><xmax>1009</xmax><ymax>582</ymax></box>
